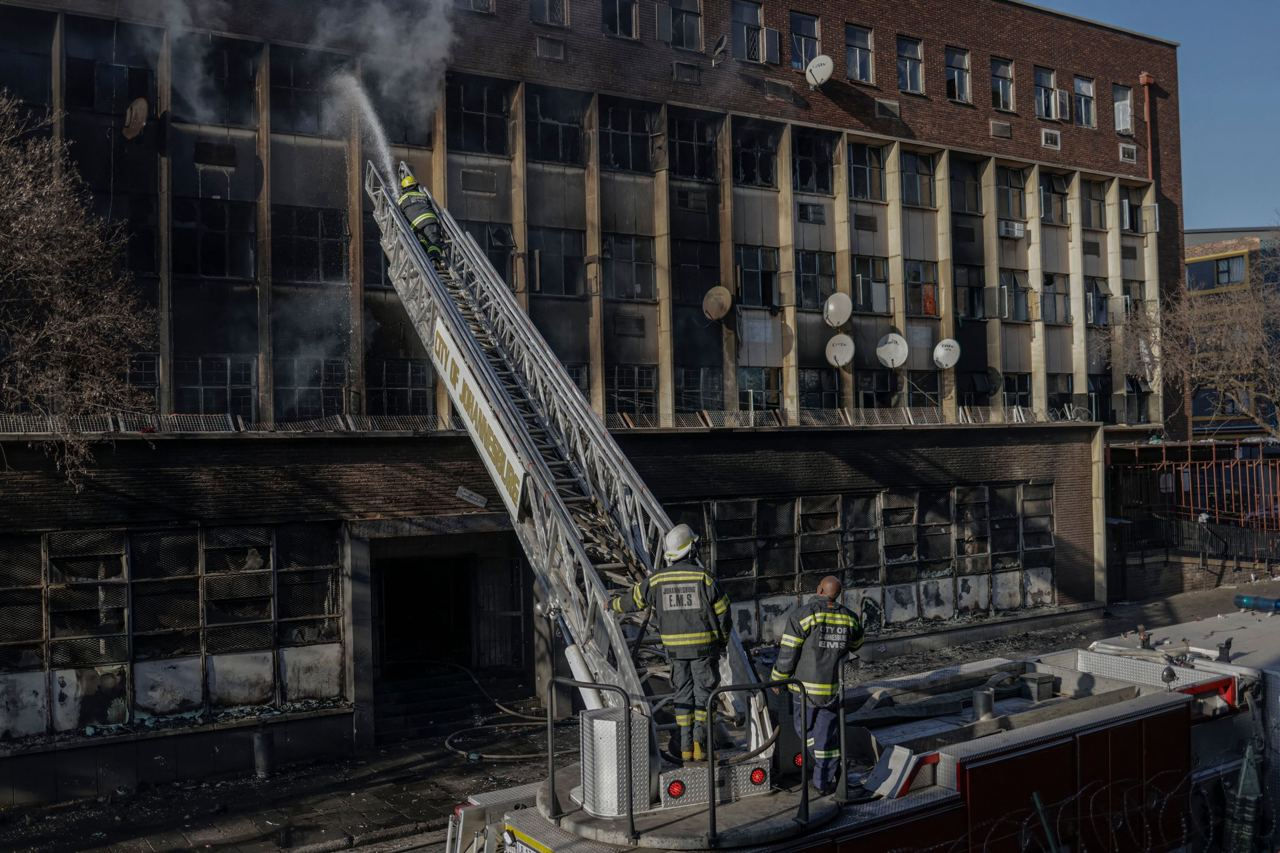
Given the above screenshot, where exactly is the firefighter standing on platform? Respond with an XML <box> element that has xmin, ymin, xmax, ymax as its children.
<box><xmin>396</xmin><ymin>167</ymin><xmax>446</xmax><ymax>270</ymax></box>
<box><xmin>771</xmin><ymin>575</ymin><xmax>863</xmax><ymax>795</ymax></box>
<box><xmin>610</xmin><ymin>524</ymin><xmax>731</xmax><ymax>763</ymax></box>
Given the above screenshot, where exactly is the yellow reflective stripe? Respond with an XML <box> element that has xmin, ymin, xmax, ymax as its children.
<box><xmin>397</xmin><ymin>191</ymin><xmax>427</xmax><ymax>204</ymax></box>
<box><xmin>632</xmin><ymin>583</ymin><xmax>645</xmax><ymax>609</ymax></box>
<box><xmin>799</xmin><ymin>614</ymin><xmax>815</xmax><ymax>631</ymax></box>
<box><xmin>660</xmin><ymin>631</ymin><xmax>718</xmax><ymax>646</ymax></box>
<box><xmin>693</xmin><ymin>709</ymin><xmax>708</xmax><ymax>721</ymax></box>
<box><xmin>780</xmin><ymin>633</ymin><xmax>805</xmax><ymax>648</ymax></box>
<box><xmin>790</xmin><ymin>680</ymin><xmax>838</xmax><ymax>696</ymax></box>
<box><xmin>812</xmin><ymin>748</ymin><xmax>841</xmax><ymax>759</ymax></box>
<box><xmin>805</xmin><ymin>738</ymin><xmax>815</xmax><ymax>746</ymax></box>
<box><xmin>811</xmin><ymin>612</ymin><xmax>856</xmax><ymax>626</ymax></box>
<box><xmin>674</xmin><ymin>714</ymin><xmax>693</xmax><ymax>725</ymax></box>
<box><xmin>769</xmin><ymin>668</ymin><xmax>790</xmax><ymax>682</ymax></box>
<box><xmin>506</xmin><ymin>826</ymin><xmax>554</xmax><ymax>853</ymax></box>
<box><xmin>411</xmin><ymin>211</ymin><xmax>438</xmax><ymax>228</ymax></box>
<box><xmin>651</xmin><ymin>571</ymin><xmax>711</xmax><ymax>584</ymax></box>
<box><xmin>713</xmin><ymin>595</ymin><xmax>730</xmax><ymax>615</ymax></box>
<box><xmin>610</xmin><ymin>596</ymin><xmax>623</xmax><ymax>613</ymax></box>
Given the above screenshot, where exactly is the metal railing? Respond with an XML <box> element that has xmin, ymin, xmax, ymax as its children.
<box><xmin>545</xmin><ymin>676</ymin><xmax>638</xmax><ymax>843</ymax></box>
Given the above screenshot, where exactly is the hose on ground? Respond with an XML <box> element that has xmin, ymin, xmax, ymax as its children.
<box><xmin>444</xmin><ymin>722</ymin><xmax>577</xmax><ymax>763</ymax></box>
<box><xmin>421</xmin><ymin>659</ymin><xmax>545</xmax><ymax>721</ymax></box>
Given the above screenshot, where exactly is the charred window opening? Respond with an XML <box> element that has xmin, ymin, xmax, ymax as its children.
<box><xmin>792</xmin><ymin>129</ymin><xmax>834</xmax><ymax>195</ymax></box>
<box><xmin>733</xmin><ymin>120</ymin><xmax>778</xmax><ymax>188</ymax></box>
<box><xmin>603</xmin><ymin>0</ymin><xmax>638</xmax><ymax>38</ymax></box>
<box><xmin>955</xmin><ymin>486</ymin><xmax>990</xmax><ymax>572</ymax></box>
<box><xmin>799</xmin><ymin>367</ymin><xmax>839</xmax><ymax>409</ymax></box>
<box><xmin>458</xmin><ymin>220</ymin><xmax>515</xmax><ymax>283</ymax></box>
<box><xmin>175</xmin><ymin>354</ymin><xmax>257</xmax><ymax>420</ymax></box>
<box><xmin>270</xmin><ymin>46</ymin><xmax>345</xmax><ymax>137</ymax></box>
<box><xmin>735</xmin><ymin>245</ymin><xmax>779</xmax><ymax>308</ymax></box>
<box><xmin>271</xmin><ymin>206</ymin><xmax>349</xmax><ymax>285</ymax></box>
<box><xmin>363</xmin><ymin>211</ymin><xmax>392</xmax><ymax>289</ymax></box>
<box><xmin>173</xmin><ymin>33</ymin><xmax>258</xmax><ymax>127</ymax></box>
<box><xmin>950</xmin><ymin>157</ymin><xmax>983</xmax><ymax>215</ymax></box>
<box><xmin>129</xmin><ymin>353</ymin><xmax>160</xmax><ymax>410</ymax></box>
<box><xmin>173</xmin><ymin>198</ymin><xmax>256</xmax><ymax>280</ymax></box>
<box><xmin>366</xmin><ymin>358</ymin><xmax>433</xmax><ymax>417</ymax></box>
<box><xmin>364</xmin><ymin>68</ymin><xmax>431</xmax><ymax>147</ymax></box>
<box><xmin>0</xmin><ymin>536</ymin><xmax>44</xmax><ymax>673</ymax></box>
<box><xmin>525</xmin><ymin>86</ymin><xmax>586</xmax><ymax>165</ymax></box>
<box><xmin>528</xmin><ymin>227</ymin><xmax>585</xmax><ymax>296</ymax></box>
<box><xmin>599</xmin><ymin>97</ymin><xmax>654</xmax><ymax>173</ymax></box>
<box><xmin>602</xmin><ymin>234</ymin><xmax>655</xmax><ymax>301</ymax></box>
<box><xmin>203</xmin><ymin>526</ymin><xmax>273</xmax><ymax>652</ymax></box>
<box><xmin>795</xmin><ymin>250</ymin><xmax>835</xmax><ymax>310</ymax></box>
<box><xmin>672</xmin><ymin>238</ymin><xmax>720</xmax><ymax>306</ymax></box>
<box><xmin>848</xmin><ymin>142</ymin><xmax>885</xmax><ymax>201</ymax></box>
<box><xmin>1082</xmin><ymin>179</ymin><xmax>1107</xmax><ymax>230</ymax></box>
<box><xmin>858</xmin><ymin>369</ymin><xmax>897</xmax><ymax>408</ymax></box>
<box><xmin>738</xmin><ymin>366</ymin><xmax>781</xmax><ymax>411</ymax></box>
<box><xmin>1047</xmin><ymin>373</ymin><xmax>1073</xmax><ymax>412</ymax></box>
<box><xmin>670</xmin><ymin>112</ymin><xmax>717</xmax><ymax>181</ymax></box>
<box><xmin>92</xmin><ymin>193</ymin><xmax>158</xmax><ymax>276</ymax></box>
<box><xmin>65</xmin><ymin>18</ymin><xmax>157</xmax><ymax>117</ymax></box>
<box><xmin>853</xmin><ymin>255</ymin><xmax>890</xmax><ymax>314</ymax></box>
<box><xmin>1039</xmin><ymin>172</ymin><xmax>1070</xmax><ymax>225</ymax></box>
<box><xmin>130</xmin><ymin>531</ymin><xmax>200</xmax><ymax>660</ymax></box>
<box><xmin>446</xmin><ymin>74</ymin><xmax>511</xmax><ymax>155</ymax></box>
<box><xmin>606</xmin><ymin>364</ymin><xmax>657</xmax><ymax>415</ymax></box>
<box><xmin>906</xmin><ymin>260</ymin><xmax>939</xmax><ymax>317</ymax></box>
<box><xmin>909</xmin><ymin>370</ymin><xmax>941</xmax><ymax>408</ymax></box>
<box><xmin>1003</xmin><ymin>372</ymin><xmax>1032</xmax><ymax>409</ymax></box>
<box><xmin>675</xmin><ymin>366</ymin><xmax>723</xmax><ymax>412</ymax></box>
<box><xmin>958</xmin><ymin>372</ymin><xmax>992</xmax><ymax>407</ymax></box>
<box><xmin>273</xmin><ymin>357</ymin><xmax>347</xmax><ymax>421</ymax></box>
<box><xmin>1089</xmin><ymin>374</ymin><xmax>1113</xmax><ymax>423</ymax></box>
<box><xmin>0</xmin><ymin>7</ymin><xmax>54</xmax><ymax>109</ymax></box>
<box><xmin>900</xmin><ymin>150</ymin><xmax>936</xmax><ymax>208</ymax></box>
<box><xmin>47</xmin><ymin>531</ymin><xmax>128</xmax><ymax>667</ymax></box>
<box><xmin>564</xmin><ymin>363</ymin><xmax>590</xmax><ymax>396</ymax></box>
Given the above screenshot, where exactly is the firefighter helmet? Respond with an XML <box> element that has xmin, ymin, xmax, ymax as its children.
<box><xmin>400</xmin><ymin>173</ymin><xmax>419</xmax><ymax>190</ymax></box>
<box><xmin>664</xmin><ymin>524</ymin><xmax>699</xmax><ymax>564</ymax></box>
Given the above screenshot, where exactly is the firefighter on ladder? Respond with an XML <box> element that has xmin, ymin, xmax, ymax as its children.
<box><xmin>396</xmin><ymin>166</ymin><xmax>447</xmax><ymax>271</ymax></box>
<box><xmin>610</xmin><ymin>524</ymin><xmax>731</xmax><ymax>763</ymax></box>
<box><xmin>771</xmin><ymin>575</ymin><xmax>863</xmax><ymax>795</ymax></box>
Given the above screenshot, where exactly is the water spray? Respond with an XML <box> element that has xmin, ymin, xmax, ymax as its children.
<box><xmin>328</xmin><ymin>72</ymin><xmax>396</xmax><ymax>186</ymax></box>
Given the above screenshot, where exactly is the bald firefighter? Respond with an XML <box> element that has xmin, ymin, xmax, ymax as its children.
<box><xmin>771</xmin><ymin>575</ymin><xmax>863</xmax><ymax>794</ymax></box>
<box><xmin>610</xmin><ymin>524</ymin><xmax>731</xmax><ymax>762</ymax></box>
<box><xmin>396</xmin><ymin>167</ymin><xmax>446</xmax><ymax>270</ymax></box>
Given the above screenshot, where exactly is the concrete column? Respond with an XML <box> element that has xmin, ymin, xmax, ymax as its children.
<box><xmin>255</xmin><ymin>45</ymin><xmax>274</xmax><ymax>424</ymax></box>
<box><xmin>654</xmin><ymin>129</ymin><xmax>674</xmax><ymax>427</ymax></box>
<box><xmin>51</xmin><ymin>13</ymin><xmax>63</xmax><ymax>151</ymax></box>
<box><xmin>585</xmin><ymin>101</ymin><xmax>607</xmax><ymax>416</ymax></box>
<box><xmin>981</xmin><ymin>153</ymin><xmax>1004</xmax><ymax>421</ymax></box>
<box><xmin>1026</xmin><ymin>164</ymin><xmax>1048</xmax><ymax>414</ymax></box>
<box><xmin>1090</xmin><ymin>426</ymin><xmax>1108</xmax><ymax>603</ymax></box>
<box><xmin>431</xmin><ymin>81</ymin><xmax>450</xmax><ymax>423</ymax></box>
<box><xmin>1142</xmin><ymin>182</ymin><xmax>1164</xmax><ymax>423</ymax></box>
<box><xmin>510</xmin><ymin>84</ymin><xmax>530</xmax><ymax>310</ymax></box>
<box><xmin>832</xmin><ymin>138</ymin><xmax>855</xmax><ymax>411</ymax></box>
<box><xmin>156</xmin><ymin>27</ymin><xmax>174</xmax><ymax>413</ymax></box>
<box><xmin>1067</xmin><ymin>173</ymin><xmax>1088</xmax><ymax>419</ymax></box>
<box><xmin>343</xmin><ymin>531</ymin><xmax>376</xmax><ymax>748</ymax></box>
<box><xmin>346</xmin><ymin>64</ymin><xmax>366</xmax><ymax>416</ymax></box>
<box><xmin>934</xmin><ymin>151</ymin><xmax>956</xmax><ymax>422</ymax></box>
<box><xmin>1105</xmin><ymin>178</ymin><xmax>1126</xmax><ymax>422</ymax></box>
<box><xmin>777</xmin><ymin>126</ymin><xmax>798</xmax><ymax>419</ymax></box>
<box><xmin>718</xmin><ymin>116</ymin><xmax>737</xmax><ymax>411</ymax></box>
<box><xmin>884</xmin><ymin>141</ymin><xmax>907</xmax><ymax>402</ymax></box>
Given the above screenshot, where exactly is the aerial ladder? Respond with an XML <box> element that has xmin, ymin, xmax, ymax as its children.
<box><xmin>365</xmin><ymin>162</ymin><xmax>776</xmax><ymax>817</ymax></box>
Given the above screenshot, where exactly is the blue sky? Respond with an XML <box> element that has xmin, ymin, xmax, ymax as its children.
<box><xmin>1042</xmin><ymin>0</ymin><xmax>1280</xmax><ymax>230</ymax></box>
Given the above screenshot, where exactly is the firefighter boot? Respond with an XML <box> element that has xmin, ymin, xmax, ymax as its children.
<box><xmin>692</xmin><ymin>741</ymin><xmax>705</xmax><ymax>762</ymax></box>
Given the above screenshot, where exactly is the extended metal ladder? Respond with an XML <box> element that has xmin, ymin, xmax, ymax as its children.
<box><xmin>365</xmin><ymin>162</ymin><xmax>772</xmax><ymax>758</ymax></box>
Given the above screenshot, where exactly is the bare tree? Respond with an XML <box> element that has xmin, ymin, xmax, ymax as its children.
<box><xmin>0</xmin><ymin>93</ymin><xmax>156</xmax><ymax>480</ymax></box>
<box><xmin>1111</xmin><ymin>236</ymin><xmax>1280</xmax><ymax>438</ymax></box>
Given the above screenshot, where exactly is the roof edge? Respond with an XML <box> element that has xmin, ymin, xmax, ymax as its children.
<box><xmin>1001</xmin><ymin>0</ymin><xmax>1180</xmax><ymax>48</ymax></box>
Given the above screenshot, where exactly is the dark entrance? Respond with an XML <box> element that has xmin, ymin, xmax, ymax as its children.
<box><xmin>378</xmin><ymin>555</ymin><xmax>474</xmax><ymax>669</ymax></box>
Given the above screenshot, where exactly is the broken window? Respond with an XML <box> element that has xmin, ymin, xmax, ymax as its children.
<box><xmin>799</xmin><ymin>368</ymin><xmax>839</xmax><ymax>409</ymax></box>
<box><xmin>47</xmin><ymin>531</ymin><xmax>129</xmax><ymax>667</ymax></box>
<box><xmin>908</xmin><ymin>370</ymin><xmax>941</xmax><ymax>408</ymax></box>
<box><xmin>733</xmin><ymin>121</ymin><xmax>778</xmax><ymax>188</ymax></box>
<box><xmin>1125</xmin><ymin>376</ymin><xmax>1152</xmax><ymax>425</ymax></box>
<box><xmin>528</xmin><ymin>227</ymin><xmax>585</xmax><ymax>296</ymax></box>
<box><xmin>1021</xmin><ymin>484</ymin><xmax>1055</xmax><ymax>570</ymax></box>
<box><xmin>736</xmin><ymin>245</ymin><xmax>779</xmax><ymax>308</ymax></box>
<box><xmin>0</xmin><ymin>7</ymin><xmax>54</xmax><ymax>109</ymax></box>
<box><xmin>364</xmin><ymin>67</ymin><xmax>431</xmax><ymax>147</ymax></box>
<box><xmin>1047</xmin><ymin>373</ymin><xmax>1073</xmax><ymax>412</ymax></box>
<box><xmin>0</xmin><ymin>536</ymin><xmax>45</xmax><ymax>672</ymax></box>
<box><xmin>959</xmin><ymin>372</ymin><xmax>991</xmax><ymax>408</ymax></box>
<box><xmin>603</xmin><ymin>0</ymin><xmax>638</xmax><ymax>38</ymax></box>
<box><xmin>853</xmin><ymin>256</ymin><xmax>890</xmax><ymax>314</ymax></box>
<box><xmin>270</xmin><ymin>45</ymin><xmax>344</xmax><ymax>136</ymax></box>
<box><xmin>602</xmin><ymin>234</ymin><xmax>655</xmax><ymax>300</ymax></box>
<box><xmin>92</xmin><ymin>193</ymin><xmax>158</xmax><ymax>276</ymax></box>
<box><xmin>367</xmin><ymin>358</ymin><xmax>433</xmax><ymax>417</ymax></box>
<box><xmin>175</xmin><ymin>354</ymin><xmax>258</xmax><ymax>420</ymax></box>
<box><xmin>738</xmin><ymin>367</ymin><xmax>781</xmax><ymax>411</ymax></box>
<box><xmin>795</xmin><ymin>250</ymin><xmax>835</xmax><ymax>310</ymax></box>
<box><xmin>531</xmin><ymin>0</ymin><xmax>568</xmax><ymax>26</ymax></box>
<box><xmin>130</xmin><ymin>531</ymin><xmax>201</xmax><ymax>661</ymax></box>
<box><xmin>675</xmin><ymin>366</ymin><xmax>723</xmax><ymax>412</ymax></box>
<box><xmin>564</xmin><ymin>363</ymin><xmax>590</xmax><ymax>396</ymax></box>
<box><xmin>363</xmin><ymin>211</ymin><xmax>392</xmax><ymax>289</ymax></box>
<box><xmin>1040</xmin><ymin>172</ymin><xmax>1070</xmax><ymax>225</ymax></box>
<box><xmin>446</xmin><ymin>74</ymin><xmax>510</xmax><ymax>155</ymax></box>
<box><xmin>1085</xmin><ymin>277</ymin><xmax>1110</xmax><ymax>327</ymax></box>
<box><xmin>955</xmin><ymin>265</ymin><xmax>985</xmax><ymax>320</ymax></box>
<box><xmin>203</xmin><ymin>527</ymin><xmax>274</xmax><ymax>653</ymax></box>
<box><xmin>664</xmin><ymin>0</ymin><xmax>702</xmax><ymax>50</ymax></box>
<box><xmin>954</xmin><ymin>486</ymin><xmax>990</xmax><ymax>573</ymax></box>
<box><xmin>900</xmin><ymin>150</ymin><xmax>935</xmax><ymax>207</ymax></box>
<box><xmin>881</xmin><ymin>490</ymin><xmax>917</xmax><ymax>583</ymax></box>
<box><xmin>905</xmin><ymin>260</ymin><xmax>938</xmax><ymax>317</ymax></box>
<box><xmin>1000</xmin><ymin>270</ymin><xmax>1030</xmax><ymax>322</ymax></box>
<box><xmin>273</xmin><ymin>357</ymin><xmax>347</xmax><ymax>421</ymax></box>
<box><xmin>65</xmin><ymin>17</ymin><xmax>157</xmax><ymax>117</ymax></box>
<box><xmin>950</xmin><ymin>158</ymin><xmax>982</xmax><ymax>214</ymax></box>
<box><xmin>272</xmin><ymin>206</ymin><xmax>349</xmax><ymax>285</ymax></box>
<box><xmin>670</xmin><ymin>112</ymin><xmax>717</xmax><ymax>181</ymax></box>
<box><xmin>172</xmin><ymin>33</ymin><xmax>258</xmax><ymax>127</ymax></box>
<box><xmin>917</xmin><ymin>489</ymin><xmax>954</xmax><ymax>577</ymax></box>
<box><xmin>526</xmin><ymin>87</ymin><xmax>585</xmax><ymax>165</ymax></box>
<box><xmin>599</xmin><ymin>97</ymin><xmax>653</xmax><ymax>173</ymax></box>
<box><xmin>458</xmin><ymin>220</ymin><xmax>515</xmax><ymax>283</ymax></box>
<box><xmin>605</xmin><ymin>364</ymin><xmax>657</xmax><ymax>415</ymax></box>
<box><xmin>1003</xmin><ymin>372</ymin><xmax>1031</xmax><ymax>409</ymax></box>
<box><xmin>173</xmin><ymin>198</ymin><xmax>257</xmax><ymax>280</ymax></box>
<box><xmin>276</xmin><ymin>524</ymin><xmax>341</xmax><ymax>647</ymax></box>
<box><xmin>841</xmin><ymin>494</ymin><xmax>881</xmax><ymax>586</ymax></box>
<box><xmin>672</xmin><ymin>239</ymin><xmax>720</xmax><ymax>305</ymax></box>
<box><xmin>997</xmin><ymin>166</ymin><xmax>1026</xmax><ymax>220</ymax></box>
<box><xmin>792</xmin><ymin>129</ymin><xmax>834</xmax><ymax>194</ymax></box>
<box><xmin>849</xmin><ymin>143</ymin><xmax>885</xmax><ymax>201</ymax></box>
<box><xmin>1089</xmin><ymin>374</ymin><xmax>1113</xmax><ymax>423</ymax></box>
<box><xmin>857</xmin><ymin>369</ymin><xmax>897</xmax><ymax>408</ymax></box>
<box><xmin>129</xmin><ymin>353</ymin><xmax>160</xmax><ymax>410</ymax></box>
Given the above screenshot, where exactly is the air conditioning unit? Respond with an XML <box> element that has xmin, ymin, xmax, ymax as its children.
<box><xmin>997</xmin><ymin>220</ymin><xmax>1026</xmax><ymax>239</ymax></box>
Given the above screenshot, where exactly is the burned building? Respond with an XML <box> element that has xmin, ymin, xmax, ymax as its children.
<box><xmin>0</xmin><ymin>0</ymin><xmax>1180</xmax><ymax>802</ymax></box>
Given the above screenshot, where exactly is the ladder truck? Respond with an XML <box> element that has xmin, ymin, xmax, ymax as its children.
<box><xmin>366</xmin><ymin>162</ymin><xmax>817</xmax><ymax>850</ymax></box>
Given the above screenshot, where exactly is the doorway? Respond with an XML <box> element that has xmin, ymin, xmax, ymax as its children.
<box><xmin>377</xmin><ymin>554</ymin><xmax>474</xmax><ymax>674</ymax></box>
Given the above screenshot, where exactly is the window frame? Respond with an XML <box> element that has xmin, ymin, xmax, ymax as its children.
<box><xmin>732</xmin><ymin>120</ymin><xmax>779</xmax><ymax>188</ymax></box>
<box><xmin>530</xmin><ymin>0</ymin><xmax>568</xmax><ymax>26</ymax></box>
<box><xmin>954</xmin><ymin>264</ymin><xmax>986</xmax><ymax>321</ymax></box>
<box><xmin>996</xmin><ymin>166</ymin><xmax>1026</xmax><ymax>221</ymax></box>
<box><xmin>602</xmin><ymin>0</ymin><xmax>638</xmax><ymax>39</ymax></box>
<box><xmin>599</xmin><ymin>98</ymin><xmax>654</xmax><ymax>174</ymax></box>
<box><xmin>1033</xmin><ymin>66</ymin><xmax>1056</xmax><ymax>119</ymax></box>
<box><xmin>848</xmin><ymin>142</ymin><xmax>885</xmax><ymax>201</ymax></box>
<box><xmin>738</xmin><ymin>366</ymin><xmax>782</xmax><ymax>412</ymax></box>
<box><xmin>675</xmin><ymin>365</ymin><xmax>723</xmax><ymax>412</ymax></box>
<box><xmin>845</xmin><ymin>24</ymin><xmax>873</xmax><ymax>84</ymax></box>
<box><xmin>852</xmin><ymin>255</ymin><xmax>890</xmax><ymax>314</ymax></box>
<box><xmin>789</xmin><ymin>11</ymin><xmax>819</xmax><ymax>72</ymax></box>
<box><xmin>736</xmin><ymin>244</ymin><xmax>781</xmax><ymax>308</ymax></box>
<box><xmin>1039</xmin><ymin>172</ymin><xmax>1070</xmax><ymax>226</ymax></box>
<box><xmin>601</xmin><ymin>233</ymin><xmax>656</xmax><ymax>301</ymax></box>
<box><xmin>1081</xmin><ymin>180</ymin><xmax>1107</xmax><ymax>231</ymax></box>
<box><xmin>1073</xmin><ymin>75</ymin><xmax>1096</xmax><ymax>128</ymax></box>
<box><xmin>900</xmin><ymin>150</ymin><xmax>936</xmax><ymax>208</ymax></box>
<box><xmin>668</xmin><ymin>0</ymin><xmax>702</xmax><ymax>51</ymax></box>
<box><xmin>991</xmin><ymin>57</ymin><xmax>1014</xmax><ymax>112</ymax></box>
<box><xmin>174</xmin><ymin>354</ymin><xmax>258</xmax><ymax>420</ymax></box>
<box><xmin>731</xmin><ymin>0</ymin><xmax>764</xmax><ymax>62</ymax></box>
<box><xmin>905</xmin><ymin>259</ymin><xmax>939</xmax><ymax>317</ymax></box>
<box><xmin>945</xmin><ymin>46</ymin><xmax>971</xmax><ymax>104</ymax></box>
<box><xmin>896</xmin><ymin>36</ymin><xmax>924</xmax><ymax>94</ymax></box>
<box><xmin>446</xmin><ymin>75</ymin><xmax>510</xmax><ymax>156</ymax></box>
<box><xmin>795</xmin><ymin>249</ymin><xmax>836</xmax><ymax>310</ymax></box>
<box><xmin>605</xmin><ymin>363</ymin><xmax>658</xmax><ymax>414</ymax></box>
<box><xmin>525</xmin><ymin>88</ymin><xmax>585</xmax><ymax>166</ymax></box>
<box><xmin>528</xmin><ymin>226</ymin><xmax>587</xmax><ymax>297</ymax></box>
<box><xmin>669</xmin><ymin>113</ymin><xmax>718</xmax><ymax>182</ymax></box>
<box><xmin>792</xmin><ymin>129</ymin><xmax>834</xmax><ymax>195</ymax></box>
<box><xmin>1113</xmin><ymin>83</ymin><xmax>1133</xmax><ymax>135</ymax></box>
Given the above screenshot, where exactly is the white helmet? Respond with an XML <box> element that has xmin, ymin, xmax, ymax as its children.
<box><xmin>664</xmin><ymin>524</ymin><xmax>699</xmax><ymax>564</ymax></box>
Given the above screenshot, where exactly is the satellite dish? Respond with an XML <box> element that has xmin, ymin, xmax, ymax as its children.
<box><xmin>876</xmin><ymin>333</ymin><xmax>909</xmax><ymax>369</ymax></box>
<box><xmin>933</xmin><ymin>338</ymin><xmax>961</xmax><ymax>370</ymax></box>
<box><xmin>825</xmin><ymin>334</ymin><xmax>855</xmax><ymax>368</ymax></box>
<box><xmin>823</xmin><ymin>292</ymin><xmax>852</xmax><ymax>328</ymax></box>
<box><xmin>804</xmin><ymin>55</ymin><xmax>835</xmax><ymax>89</ymax></box>
<box><xmin>122</xmin><ymin>97</ymin><xmax>148</xmax><ymax>141</ymax></box>
<box><xmin>711</xmin><ymin>34</ymin><xmax>729</xmax><ymax>67</ymax></box>
<box><xmin>702</xmin><ymin>285</ymin><xmax>733</xmax><ymax>321</ymax></box>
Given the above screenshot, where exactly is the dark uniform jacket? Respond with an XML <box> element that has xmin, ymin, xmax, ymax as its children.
<box><xmin>770</xmin><ymin>598</ymin><xmax>864</xmax><ymax>705</ymax></box>
<box><xmin>396</xmin><ymin>188</ymin><xmax>441</xmax><ymax>247</ymax></box>
<box><xmin>611</xmin><ymin>561</ymin><xmax>732</xmax><ymax>660</ymax></box>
